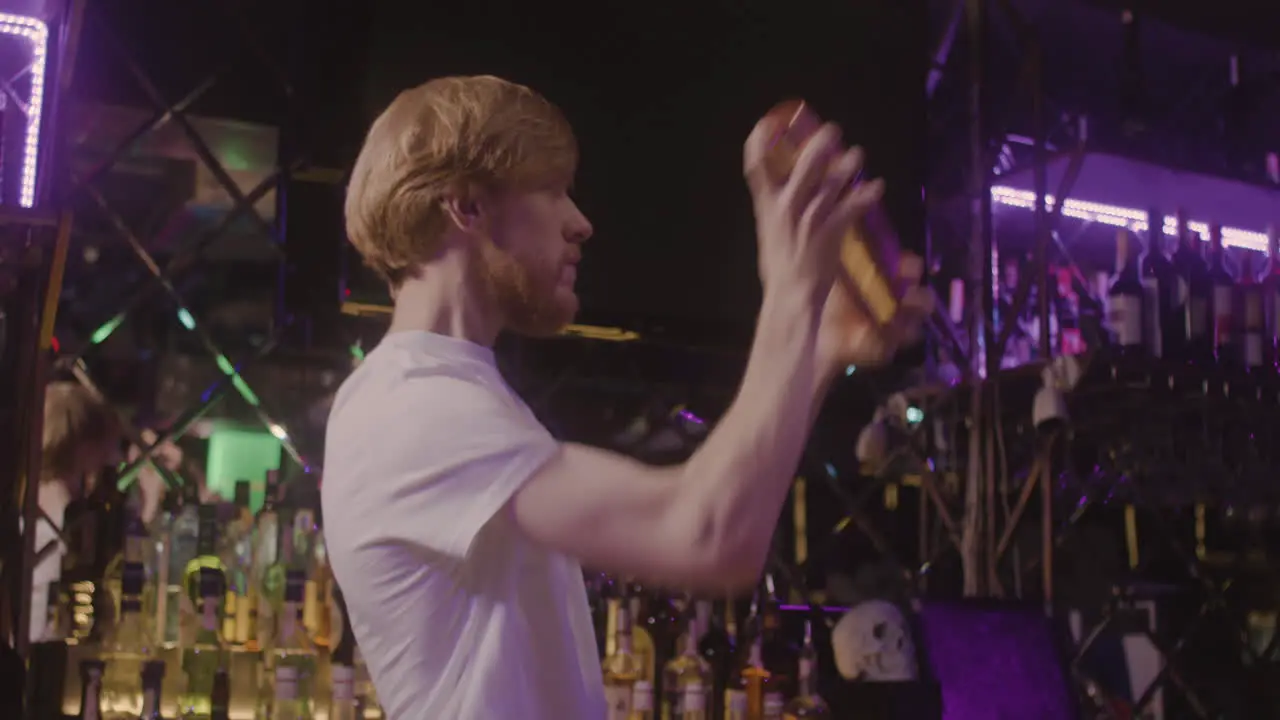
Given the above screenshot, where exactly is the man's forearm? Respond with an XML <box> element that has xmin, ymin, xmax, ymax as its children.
<box><xmin>675</xmin><ymin>288</ymin><xmax>826</xmax><ymax>584</ymax></box>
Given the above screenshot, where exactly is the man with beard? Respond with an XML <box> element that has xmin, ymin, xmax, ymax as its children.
<box><xmin>322</xmin><ymin>75</ymin><xmax>930</xmax><ymax>718</ymax></box>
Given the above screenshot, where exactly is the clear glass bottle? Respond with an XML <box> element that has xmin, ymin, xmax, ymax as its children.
<box><xmin>661</xmin><ymin>608</ymin><xmax>712</xmax><ymax>719</ymax></box>
<box><xmin>603</xmin><ymin>602</ymin><xmax>644</xmax><ymax>719</ymax></box>
<box><xmin>271</xmin><ymin>665</ymin><xmax>308</xmax><ymax>720</ymax></box>
<box><xmin>269</xmin><ymin>570</ymin><xmax>318</xmax><ymax>718</ymax></box>
<box><xmin>221</xmin><ymin>480</ymin><xmax>257</xmax><ymax>648</ymax></box>
<box><xmin>181</xmin><ymin>504</ymin><xmax>228</xmax><ymax>648</ymax></box>
<box><xmin>100</xmin><ymin>519</ymin><xmax>155</xmax><ymax>718</ymax></box>
<box><xmin>630</xmin><ymin>679</ymin><xmax>655</xmax><ymax>720</ymax></box>
<box><xmin>177</xmin><ymin>567</ymin><xmax>228</xmax><ymax>719</ymax></box>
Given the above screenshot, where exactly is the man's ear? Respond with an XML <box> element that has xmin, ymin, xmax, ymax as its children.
<box><xmin>440</xmin><ymin>190</ymin><xmax>486</xmax><ymax>235</ymax></box>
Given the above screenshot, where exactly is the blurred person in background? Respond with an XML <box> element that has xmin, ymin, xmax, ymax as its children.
<box><xmin>27</xmin><ymin>382</ymin><xmax>187</xmax><ymax>643</ymax></box>
<box><xmin>28</xmin><ymin>381</ymin><xmax>123</xmax><ymax>643</ymax></box>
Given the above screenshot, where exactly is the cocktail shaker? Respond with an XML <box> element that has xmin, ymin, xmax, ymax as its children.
<box><xmin>761</xmin><ymin>100</ymin><xmax>907</xmax><ymax>330</ymax></box>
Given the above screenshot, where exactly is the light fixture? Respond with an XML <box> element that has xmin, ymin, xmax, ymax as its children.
<box><xmin>0</xmin><ymin>13</ymin><xmax>48</xmax><ymax>207</ymax></box>
<box><xmin>990</xmin><ymin>186</ymin><xmax>1271</xmax><ymax>252</ymax></box>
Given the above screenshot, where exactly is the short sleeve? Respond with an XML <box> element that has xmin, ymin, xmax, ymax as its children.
<box><xmin>324</xmin><ymin>362</ymin><xmax>559</xmax><ymax>561</ymax></box>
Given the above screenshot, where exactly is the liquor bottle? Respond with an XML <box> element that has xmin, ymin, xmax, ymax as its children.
<box><xmin>271</xmin><ymin>570</ymin><xmax>319</xmax><ymax>717</ymax></box>
<box><xmin>782</xmin><ymin>621</ymin><xmax>830</xmax><ymax>719</ymax></box>
<box><xmin>603</xmin><ymin>602</ymin><xmax>644</xmax><ymax>719</ymax></box>
<box><xmin>255</xmin><ymin>478</ymin><xmax>284</xmax><ymax>652</ymax></box>
<box><xmin>161</xmin><ymin>482</ymin><xmax>199</xmax><ymax>647</ymax></box>
<box><xmin>662</xmin><ymin>607</ymin><xmax>712</xmax><ymax>719</ymax></box>
<box><xmin>1171</xmin><ymin>211</ymin><xmax>1213</xmax><ymax>365</ymax></box>
<box><xmin>78</xmin><ymin>659</ymin><xmax>105</xmax><ymax>720</ymax></box>
<box><xmin>627</xmin><ymin>587</ymin><xmax>657</xmax><ymax>682</ymax></box>
<box><xmin>181</xmin><ymin>505</ymin><xmax>228</xmax><ymax>647</ymax></box>
<box><xmin>763</xmin><ymin>694</ymin><xmax>786</xmax><ymax>720</ymax></box>
<box><xmin>760</xmin><ymin>580</ymin><xmax>798</xmax><ymax>703</ymax></box>
<box><xmin>138</xmin><ymin>660</ymin><xmax>165</xmax><ymax>720</ymax></box>
<box><xmin>210</xmin><ymin>668</ymin><xmax>230</xmax><ymax>720</ymax></box>
<box><xmin>1107</xmin><ymin>229</ymin><xmax>1145</xmax><ymax>358</ymax></box>
<box><xmin>1261</xmin><ymin>225</ymin><xmax>1280</xmax><ymax>369</ymax></box>
<box><xmin>1239</xmin><ymin>251</ymin><xmax>1265</xmax><ymax>371</ymax></box>
<box><xmin>331</xmin><ymin>665</ymin><xmax>357</xmax><ymax>720</ymax></box>
<box><xmin>330</xmin><ymin>583</ymin><xmax>358</xmax><ymax>720</ymax></box>
<box><xmin>729</xmin><ymin>600</ymin><xmax>771</xmax><ymax>720</ymax></box>
<box><xmin>1141</xmin><ymin>207</ymin><xmax>1176</xmax><ymax>359</ymax></box>
<box><xmin>221</xmin><ymin>480</ymin><xmax>256</xmax><ymax>648</ymax></box>
<box><xmin>271</xmin><ymin>665</ymin><xmax>308</xmax><ymax>720</ymax></box>
<box><xmin>177</xmin><ymin>567</ymin><xmax>228</xmax><ymax>718</ymax></box>
<box><xmin>1207</xmin><ymin>223</ymin><xmax>1240</xmax><ymax>367</ymax></box>
<box><xmin>698</xmin><ymin>599</ymin><xmax>735</xmax><ymax>720</ymax></box>
<box><xmin>631</xmin><ymin>680</ymin><xmax>655</xmax><ymax>720</ymax></box>
<box><xmin>761</xmin><ymin>100</ymin><xmax>908</xmax><ymax>334</ymax></box>
<box><xmin>643</xmin><ymin>590</ymin><xmax>681</xmax><ymax>691</ymax></box>
<box><xmin>99</xmin><ymin>517</ymin><xmax>155</xmax><ymax>719</ymax></box>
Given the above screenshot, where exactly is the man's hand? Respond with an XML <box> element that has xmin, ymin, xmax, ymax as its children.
<box><xmin>742</xmin><ymin>113</ymin><xmax>885</xmax><ymax>306</ymax></box>
<box><xmin>815</xmin><ymin>254</ymin><xmax>935</xmax><ymax>376</ymax></box>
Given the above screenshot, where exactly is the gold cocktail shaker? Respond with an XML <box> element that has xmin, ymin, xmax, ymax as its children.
<box><xmin>761</xmin><ymin>100</ymin><xmax>907</xmax><ymax>330</ymax></box>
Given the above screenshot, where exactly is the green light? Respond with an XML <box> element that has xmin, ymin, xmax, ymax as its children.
<box><xmin>845</xmin><ymin>365</ymin><xmax>857</xmax><ymax>376</ymax></box>
<box><xmin>205</xmin><ymin>423</ymin><xmax>282</xmax><ymax>512</ymax></box>
<box><xmin>90</xmin><ymin>312</ymin><xmax>127</xmax><ymax>345</ymax></box>
<box><xmin>350</xmin><ymin>344</ymin><xmax>366</xmax><ymax>361</ymax></box>
<box><xmin>177</xmin><ymin>308</ymin><xmax>196</xmax><ymax>330</ymax></box>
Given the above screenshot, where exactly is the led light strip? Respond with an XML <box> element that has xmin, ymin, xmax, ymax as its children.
<box><xmin>991</xmin><ymin>186</ymin><xmax>1273</xmax><ymax>253</ymax></box>
<box><xmin>0</xmin><ymin>12</ymin><xmax>48</xmax><ymax>207</ymax></box>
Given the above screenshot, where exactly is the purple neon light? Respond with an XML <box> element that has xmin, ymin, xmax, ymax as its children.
<box><xmin>0</xmin><ymin>13</ymin><xmax>47</xmax><ymax>207</ymax></box>
<box><xmin>991</xmin><ymin>186</ymin><xmax>1272</xmax><ymax>253</ymax></box>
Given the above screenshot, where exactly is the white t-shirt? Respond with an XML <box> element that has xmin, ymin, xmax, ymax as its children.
<box><xmin>322</xmin><ymin>331</ymin><xmax>606</xmax><ymax>720</ymax></box>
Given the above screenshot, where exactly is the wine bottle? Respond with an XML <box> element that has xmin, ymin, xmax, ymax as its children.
<box><xmin>1171</xmin><ymin>211</ymin><xmax>1213</xmax><ymax>366</ymax></box>
<box><xmin>1141</xmin><ymin>207</ymin><xmax>1176</xmax><ymax>359</ymax></box>
<box><xmin>1107</xmin><ymin>229</ymin><xmax>1145</xmax><ymax>357</ymax></box>
<box><xmin>1207</xmin><ymin>223</ymin><xmax>1239</xmax><ymax>368</ymax></box>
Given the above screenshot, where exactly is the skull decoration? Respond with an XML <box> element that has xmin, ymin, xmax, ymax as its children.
<box><xmin>831</xmin><ymin>599</ymin><xmax>919</xmax><ymax>682</ymax></box>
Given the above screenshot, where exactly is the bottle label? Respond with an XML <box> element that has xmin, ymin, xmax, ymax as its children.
<box><xmin>1246</xmin><ymin>334</ymin><xmax>1264</xmax><ymax>367</ymax></box>
<box><xmin>1107</xmin><ymin>293</ymin><xmax>1144</xmax><ymax>347</ymax></box>
<box><xmin>763</xmin><ymin>693</ymin><xmax>785</xmax><ymax>719</ymax></box>
<box><xmin>725</xmin><ymin>689</ymin><xmax>749</xmax><ymax>719</ymax></box>
<box><xmin>604</xmin><ymin>684</ymin><xmax>633</xmax><ymax>719</ymax></box>
<box><xmin>332</xmin><ymin>673</ymin><xmax>354</xmax><ymax>701</ymax></box>
<box><xmin>682</xmin><ymin>681</ymin><xmax>706</xmax><ymax>713</ymax></box>
<box><xmin>1213</xmin><ymin>285</ymin><xmax>1235</xmax><ymax>346</ymax></box>
<box><xmin>1187</xmin><ymin>297</ymin><xmax>1209</xmax><ymax>338</ymax></box>
<box><xmin>633</xmin><ymin>682</ymin><xmax>653</xmax><ymax>712</ymax></box>
<box><xmin>275</xmin><ymin>676</ymin><xmax>298</xmax><ymax>701</ymax></box>
<box><xmin>1272</xmin><ymin>290</ymin><xmax>1280</xmax><ymax>339</ymax></box>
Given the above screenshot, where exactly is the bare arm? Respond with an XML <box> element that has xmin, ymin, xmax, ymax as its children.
<box><xmin>512</xmin><ymin>288</ymin><xmax>829</xmax><ymax>591</ymax></box>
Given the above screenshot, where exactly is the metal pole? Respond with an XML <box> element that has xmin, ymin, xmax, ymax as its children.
<box><xmin>960</xmin><ymin>0</ymin><xmax>989</xmax><ymax>597</ymax></box>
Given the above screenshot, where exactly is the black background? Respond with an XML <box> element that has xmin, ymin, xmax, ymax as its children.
<box><xmin>358</xmin><ymin>0</ymin><xmax>927</xmax><ymax>337</ymax></box>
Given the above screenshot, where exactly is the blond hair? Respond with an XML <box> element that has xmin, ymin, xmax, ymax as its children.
<box><xmin>42</xmin><ymin>381</ymin><xmax>118</xmax><ymax>481</ymax></box>
<box><xmin>345</xmin><ymin>75</ymin><xmax>578</xmax><ymax>286</ymax></box>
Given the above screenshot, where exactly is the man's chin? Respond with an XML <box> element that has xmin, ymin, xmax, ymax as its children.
<box><xmin>508</xmin><ymin>294</ymin><xmax>578</xmax><ymax>337</ymax></box>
